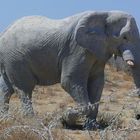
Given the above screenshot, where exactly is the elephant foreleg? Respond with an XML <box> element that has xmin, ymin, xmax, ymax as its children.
<box><xmin>61</xmin><ymin>76</ymin><xmax>92</xmax><ymax>126</ymax></box>
<box><xmin>84</xmin><ymin>72</ymin><xmax>104</xmax><ymax>129</ymax></box>
<box><xmin>60</xmin><ymin>55</ymin><xmax>94</xmax><ymax>126</ymax></box>
<box><xmin>88</xmin><ymin>73</ymin><xmax>104</xmax><ymax>119</ymax></box>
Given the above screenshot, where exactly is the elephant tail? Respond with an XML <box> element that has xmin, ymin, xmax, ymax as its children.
<box><xmin>0</xmin><ymin>63</ymin><xmax>5</xmax><ymax>76</ymax></box>
<box><xmin>0</xmin><ymin>62</ymin><xmax>14</xmax><ymax>93</ymax></box>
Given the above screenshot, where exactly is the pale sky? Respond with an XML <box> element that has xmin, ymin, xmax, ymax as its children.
<box><xmin>0</xmin><ymin>0</ymin><xmax>140</xmax><ymax>31</ymax></box>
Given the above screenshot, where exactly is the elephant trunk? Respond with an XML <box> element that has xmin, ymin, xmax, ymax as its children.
<box><xmin>131</xmin><ymin>65</ymin><xmax>140</xmax><ymax>96</ymax></box>
<box><xmin>131</xmin><ymin>40</ymin><xmax>140</xmax><ymax>91</ymax></box>
<box><xmin>121</xmin><ymin>39</ymin><xmax>140</xmax><ymax>95</ymax></box>
<box><xmin>133</xmin><ymin>40</ymin><xmax>140</xmax><ymax>88</ymax></box>
<box><xmin>122</xmin><ymin>50</ymin><xmax>135</xmax><ymax>66</ymax></box>
<box><xmin>132</xmin><ymin>67</ymin><xmax>140</xmax><ymax>88</ymax></box>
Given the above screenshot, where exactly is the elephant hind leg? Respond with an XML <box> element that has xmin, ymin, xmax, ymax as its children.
<box><xmin>0</xmin><ymin>72</ymin><xmax>14</xmax><ymax>114</ymax></box>
<box><xmin>10</xmin><ymin>65</ymin><xmax>36</xmax><ymax>116</ymax></box>
<box><xmin>18</xmin><ymin>89</ymin><xmax>34</xmax><ymax>117</ymax></box>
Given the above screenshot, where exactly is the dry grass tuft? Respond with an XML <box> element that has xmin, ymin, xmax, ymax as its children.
<box><xmin>0</xmin><ymin>126</ymin><xmax>46</xmax><ymax>140</ymax></box>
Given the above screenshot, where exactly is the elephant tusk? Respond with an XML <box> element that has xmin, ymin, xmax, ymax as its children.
<box><xmin>126</xmin><ymin>60</ymin><xmax>134</xmax><ymax>66</ymax></box>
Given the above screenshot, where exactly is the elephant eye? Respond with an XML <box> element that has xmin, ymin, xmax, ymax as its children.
<box><xmin>123</xmin><ymin>36</ymin><xmax>127</xmax><ymax>40</ymax></box>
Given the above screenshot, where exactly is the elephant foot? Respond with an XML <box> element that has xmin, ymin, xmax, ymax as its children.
<box><xmin>62</xmin><ymin>107</ymin><xmax>82</xmax><ymax>126</ymax></box>
<box><xmin>21</xmin><ymin>101</ymin><xmax>34</xmax><ymax>117</ymax></box>
<box><xmin>0</xmin><ymin>104</ymin><xmax>9</xmax><ymax>116</ymax></box>
<box><xmin>136</xmin><ymin>88</ymin><xmax>140</xmax><ymax>97</ymax></box>
<box><xmin>62</xmin><ymin>104</ymin><xmax>95</xmax><ymax>128</ymax></box>
<box><xmin>128</xmin><ymin>88</ymin><xmax>140</xmax><ymax>97</ymax></box>
<box><xmin>83</xmin><ymin>118</ymin><xmax>100</xmax><ymax>130</ymax></box>
<box><xmin>22</xmin><ymin>111</ymin><xmax>34</xmax><ymax>117</ymax></box>
<box><xmin>21</xmin><ymin>106</ymin><xmax>34</xmax><ymax>117</ymax></box>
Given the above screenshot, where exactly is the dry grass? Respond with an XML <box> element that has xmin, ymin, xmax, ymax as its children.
<box><xmin>0</xmin><ymin>64</ymin><xmax>140</xmax><ymax>140</ymax></box>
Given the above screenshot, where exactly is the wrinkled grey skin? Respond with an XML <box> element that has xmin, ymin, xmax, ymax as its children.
<box><xmin>0</xmin><ymin>11</ymin><xmax>140</xmax><ymax>128</ymax></box>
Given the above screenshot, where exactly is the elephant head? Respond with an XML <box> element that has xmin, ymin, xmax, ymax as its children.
<box><xmin>106</xmin><ymin>11</ymin><xmax>140</xmax><ymax>91</ymax></box>
<box><xmin>75</xmin><ymin>11</ymin><xmax>140</xmax><ymax>92</ymax></box>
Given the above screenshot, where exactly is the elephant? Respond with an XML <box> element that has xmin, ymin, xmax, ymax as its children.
<box><xmin>0</xmin><ymin>10</ymin><xmax>140</xmax><ymax>129</ymax></box>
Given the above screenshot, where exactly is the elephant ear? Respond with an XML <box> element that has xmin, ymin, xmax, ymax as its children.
<box><xmin>75</xmin><ymin>12</ymin><xmax>108</xmax><ymax>60</ymax></box>
<box><xmin>105</xmin><ymin>13</ymin><xmax>129</xmax><ymax>38</ymax></box>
